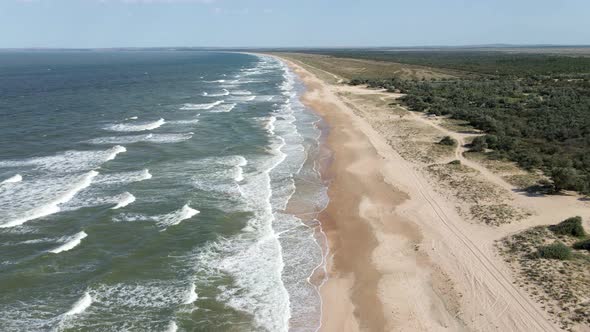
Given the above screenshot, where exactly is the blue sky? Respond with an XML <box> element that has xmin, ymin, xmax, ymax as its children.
<box><xmin>1</xmin><ymin>0</ymin><xmax>589</xmax><ymax>48</ymax></box>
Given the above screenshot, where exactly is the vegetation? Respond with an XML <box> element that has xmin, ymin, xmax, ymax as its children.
<box><xmin>339</xmin><ymin>51</ymin><xmax>590</xmax><ymax>195</ymax></box>
<box><xmin>448</xmin><ymin>160</ymin><xmax>461</xmax><ymax>165</ymax></box>
<box><xmin>438</xmin><ymin>136</ymin><xmax>457</xmax><ymax>146</ymax></box>
<box><xmin>536</xmin><ymin>241</ymin><xmax>572</xmax><ymax>260</ymax></box>
<box><xmin>573</xmin><ymin>239</ymin><xmax>590</xmax><ymax>251</ymax></box>
<box><xmin>498</xmin><ymin>223</ymin><xmax>590</xmax><ymax>329</ymax></box>
<box><xmin>548</xmin><ymin>216</ymin><xmax>586</xmax><ymax>238</ymax></box>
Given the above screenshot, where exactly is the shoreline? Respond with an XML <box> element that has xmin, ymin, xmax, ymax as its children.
<box><xmin>279</xmin><ymin>56</ymin><xmax>422</xmax><ymax>331</ymax></box>
<box><xmin>275</xmin><ymin>54</ymin><xmax>566</xmax><ymax>332</ymax></box>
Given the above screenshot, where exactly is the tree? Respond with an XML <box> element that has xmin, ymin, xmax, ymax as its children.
<box><xmin>470</xmin><ymin>136</ymin><xmax>488</xmax><ymax>152</ymax></box>
<box><xmin>550</xmin><ymin>167</ymin><xmax>580</xmax><ymax>192</ymax></box>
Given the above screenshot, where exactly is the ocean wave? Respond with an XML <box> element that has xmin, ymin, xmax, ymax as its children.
<box><xmin>189</xmin><ymin>147</ymin><xmax>291</xmax><ymax>331</ymax></box>
<box><xmin>114</xmin><ymin>204</ymin><xmax>199</xmax><ymax>229</ymax></box>
<box><xmin>105</xmin><ymin>118</ymin><xmax>165</xmax><ymax>132</ymax></box>
<box><xmin>203</xmin><ymin>89</ymin><xmax>229</xmax><ymax>97</ymax></box>
<box><xmin>49</xmin><ymin>231</ymin><xmax>88</xmax><ymax>254</ymax></box>
<box><xmin>256</xmin><ymin>95</ymin><xmax>275</xmax><ymax>102</ymax></box>
<box><xmin>94</xmin><ymin>169</ymin><xmax>151</xmax><ymax>185</ymax></box>
<box><xmin>156</xmin><ymin>204</ymin><xmax>199</xmax><ymax>229</ymax></box>
<box><xmin>230</xmin><ymin>90</ymin><xmax>252</xmax><ymax>96</ymax></box>
<box><xmin>111</xmin><ymin>192</ymin><xmax>135</xmax><ymax>210</ymax></box>
<box><xmin>1</xmin><ymin>174</ymin><xmax>22</xmax><ymax>184</ymax></box>
<box><xmin>64</xmin><ymin>292</ymin><xmax>92</xmax><ymax>316</ymax></box>
<box><xmin>0</xmin><ymin>170</ymin><xmax>99</xmax><ymax>228</ymax></box>
<box><xmin>180</xmin><ymin>100</ymin><xmax>223</xmax><ymax>110</ymax></box>
<box><xmin>166</xmin><ymin>321</ymin><xmax>178</xmax><ymax>332</ymax></box>
<box><xmin>210</xmin><ymin>103</ymin><xmax>236</xmax><ymax>113</ymax></box>
<box><xmin>184</xmin><ymin>283</ymin><xmax>198</xmax><ymax>305</ymax></box>
<box><xmin>91</xmin><ymin>282</ymin><xmax>188</xmax><ymax>309</ymax></box>
<box><xmin>168</xmin><ymin>118</ymin><xmax>200</xmax><ymax>125</ymax></box>
<box><xmin>228</xmin><ymin>95</ymin><xmax>256</xmax><ymax>102</ymax></box>
<box><xmin>233</xmin><ymin>156</ymin><xmax>248</xmax><ymax>182</ymax></box>
<box><xmin>0</xmin><ymin>146</ymin><xmax>126</xmax><ymax>173</ymax></box>
<box><xmin>87</xmin><ymin>133</ymin><xmax>192</xmax><ymax>145</ymax></box>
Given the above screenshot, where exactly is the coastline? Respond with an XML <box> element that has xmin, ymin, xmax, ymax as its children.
<box><xmin>278</xmin><ymin>56</ymin><xmax>460</xmax><ymax>331</ymax></box>
<box><xmin>274</xmin><ymin>54</ymin><xmax>567</xmax><ymax>332</ymax></box>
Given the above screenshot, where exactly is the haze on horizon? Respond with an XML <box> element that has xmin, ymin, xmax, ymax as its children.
<box><xmin>1</xmin><ymin>0</ymin><xmax>589</xmax><ymax>49</ymax></box>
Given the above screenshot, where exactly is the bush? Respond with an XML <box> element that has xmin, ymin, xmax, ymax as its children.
<box><xmin>470</xmin><ymin>136</ymin><xmax>488</xmax><ymax>152</ymax></box>
<box><xmin>536</xmin><ymin>242</ymin><xmax>572</xmax><ymax>260</ymax></box>
<box><xmin>548</xmin><ymin>216</ymin><xmax>586</xmax><ymax>238</ymax></box>
<box><xmin>448</xmin><ymin>160</ymin><xmax>461</xmax><ymax>165</ymax></box>
<box><xmin>573</xmin><ymin>239</ymin><xmax>590</xmax><ymax>251</ymax></box>
<box><xmin>439</xmin><ymin>136</ymin><xmax>457</xmax><ymax>146</ymax></box>
<box><xmin>550</xmin><ymin>167</ymin><xmax>581</xmax><ymax>192</ymax></box>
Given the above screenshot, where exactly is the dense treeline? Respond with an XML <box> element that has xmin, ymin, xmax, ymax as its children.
<box><xmin>346</xmin><ymin>53</ymin><xmax>590</xmax><ymax>194</ymax></box>
<box><xmin>307</xmin><ymin>49</ymin><xmax>590</xmax><ymax>76</ymax></box>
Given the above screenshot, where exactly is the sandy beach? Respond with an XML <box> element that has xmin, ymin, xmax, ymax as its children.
<box><xmin>274</xmin><ymin>55</ymin><xmax>590</xmax><ymax>332</ymax></box>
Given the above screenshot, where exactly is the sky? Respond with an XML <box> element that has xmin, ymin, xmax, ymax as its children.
<box><xmin>0</xmin><ymin>0</ymin><xmax>589</xmax><ymax>48</ymax></box>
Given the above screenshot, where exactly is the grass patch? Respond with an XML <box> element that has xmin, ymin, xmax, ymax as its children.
<box><xmin>535</xmin><ymin>241</ymin><xmax>572</xmax><ymax>260</ymax></box>
<box><xmin>497</xmin><ymin>223</ymin><xmax>590</xmax><ymax>329</ymax></box>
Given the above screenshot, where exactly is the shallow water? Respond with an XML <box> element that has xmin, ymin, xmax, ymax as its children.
<box><xmin>0</xmin><ymin>51</ymin><xmax>327</xmax><ymax>331</ymax></box>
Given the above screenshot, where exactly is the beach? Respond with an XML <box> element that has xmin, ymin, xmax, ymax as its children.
<box><xmin>276</xmin><ymin>55</ymin><xmax>590</xmax><ymax>332</ymax></box>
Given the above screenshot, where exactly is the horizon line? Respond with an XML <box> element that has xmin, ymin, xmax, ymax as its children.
<box><xmin>1</xmin><ymin>43</ymin><xmax>590</xmax><ymax>51</ymax></box>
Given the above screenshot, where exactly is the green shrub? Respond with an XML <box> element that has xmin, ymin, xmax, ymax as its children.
<box><xmin>439</xmin><ymin>136</ymin><xmax>457</xmax><ymax>146</ymax></box>
<box><xmin>548</xmin><ymin>216</ymin><xmax>586</xmax><ymax>238</ymax></box>
<box><xmin>470</xmin><ymin>136</ymin><xmax>488</xmax><ymax>152</ymax></box>
<box><xmin>536</xmin><ymin>242</ymin><xmax>572</xmax><ymax>260</ymax></box>
<box><xmin>573</xmin><ymin>239</ymin><xmax>590</xmax><ymax>251</ymax></box>
<box><xmin>448</xmin><ymin>160</ymin><xmax>461</xmax><ymax>165</ymax></box>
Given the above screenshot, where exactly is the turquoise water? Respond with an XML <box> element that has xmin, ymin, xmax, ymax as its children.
<box><xmin>0</xmin><ymin>51</ymin><xmax>327</xmax><ymax>331</ymax></box>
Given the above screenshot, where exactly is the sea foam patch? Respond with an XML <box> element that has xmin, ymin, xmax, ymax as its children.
<box><xmin>180</xmin><ymin>101</ymin><xmax>223</xmax><ymax>110</ymax></box>
<box><xmin>105</xmin><ymin>118</ymin><xmax>165</xmax><ymax>132</ymax></box>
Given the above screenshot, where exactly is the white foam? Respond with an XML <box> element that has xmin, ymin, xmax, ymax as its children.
<box><xmin>184</xmin><ymin>283</ymin><xmax>198</xmax><ymax>304</ymax></box>
<box><xmin>90</xmin><ymin>282</ymin><xmax>189</xmax><ymax>309</ymax></box>
<box><xmin>105</xmin><ymin>145</ymin><xmax>127</xmax><ymax>161</ymax></box>
<box><xmin>180</xmin><ymin>101</ymin><xmax>223</xmax><ymax>110</ymax></box>
<box><xmin>0</xmin><ymin>170</ymin><xmax>99</xmax><ymax>228</ymax></box>
<box><xmin>93</xmin><ymin>169</ymin><xmax>151</xmax><ymax>185</ymax></box>
<box><xmin>169</xmin><ymin>118</ymin><xmax>200</xmax><ymax>125</ymax></box>
<box><xmin>87</xmin><ymin>133</ymin><xmax>192</xmax><ymax>144</ymax></box>
<box><xmin>1</xmin><ymin>174</ymin><xmax>22</xmax><ymax>184</ymax></box>
<box><xmin>203</xmin><ymin>89</ymin><xmax>229</xmax><ymax>97</ymax></box>
<box><xmin>229</xmin><ymin>95</ymin><xmax>256</xmax><ymax>102</ymax></box>
<box><xmin>210</xmin><ymin>103</ymin><xmax>236</xmax><ymax>113</ymax></box>
<box><xmin>234</xmin><ymin>156</ymin><xmax>248</xmax><ymax>182</ymax></box>
<box><xmin>156</xmin><ymin>204</ymin><xmax>199</xmax><ymax>228</ymax></box>
<box><xmin>111</xmin><ymin>192</ymin><xmax>135</xmax><ymax>210</ymax></box>
<box><xmin>125</xmin><ymin>116</ymin><xmax>139</xmax><ymax>120</ymax></box>
<box><xmin>166</xmin><ymin>321</ymin><xmax>178</xmax><ymax>332</ymax></box>
<box><xmin>105</xmin><ymin>118</ymin><xmax>165</xmax><ymax>132</ymax></box>
<box><xmin>141</xmin><ymin>169</ymin><xmax>153</xmax><ymax>180</ymax></box>
<box><xmin>0</xmin><ymin>146</ymin><xmax>127</xmax><ymax>173</ymax></box>
<box><xmin>266</xmin><ymin>116</ymin><xmax>277</xmax><ymax>135</ymax></box>
<box><xmin>64</xmin><ymin>292</ymin><xmax>92</xmax><ymax>316</ymax></box>
<box><xmin>49</xmin><ymin>231</ymin><xmax>88</xmax><ymax>254</ymax></box>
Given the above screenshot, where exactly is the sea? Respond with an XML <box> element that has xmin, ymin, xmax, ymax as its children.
<box><xmin>0</xmin><ymin>51</ymin><xmax>328</xmax><ymax>331</ymax></box>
